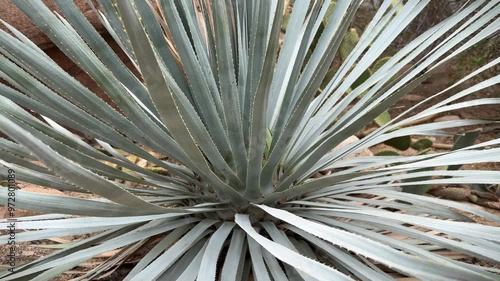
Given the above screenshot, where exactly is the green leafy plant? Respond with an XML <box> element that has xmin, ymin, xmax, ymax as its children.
<box><xmin>0</xmin><ymin>0</ymin><xmax>499</xmax><ymax>280</ymax></box>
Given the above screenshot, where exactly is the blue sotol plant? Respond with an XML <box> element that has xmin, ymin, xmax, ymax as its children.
<box><xmin>0</xmin><ymin>0</ymin><xmax>499</xmax><ymax>280</ymax></box>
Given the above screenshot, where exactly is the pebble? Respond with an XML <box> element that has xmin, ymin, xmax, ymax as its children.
<box><xmin>331</xmin><ymin>135</ymin><xmax>373</xmax><ymax>159</ymax></box>
<box><xmin>403</xmin><ymin>94</ymin><xmax>425</xmax><ymax>102</ymax></box>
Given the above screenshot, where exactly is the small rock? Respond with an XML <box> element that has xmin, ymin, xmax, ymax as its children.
<box><xmin>332</xmin><ymin>135</ymin><xmax>373</xmax><ymax>159</ymax></box>
<box><xmin>403</xmin><ymin>94</ymin><xmax>425</xmax><ymax>102</ymax></box>
<box><xmin>20</xmin><ymin>251</ymin><xmax>35</xmax><ymax>256</ymax></box>
<box><xmin>434</xmin><ymin>115</ymin><xmax>461</xmax><ymax>122</ymax></box>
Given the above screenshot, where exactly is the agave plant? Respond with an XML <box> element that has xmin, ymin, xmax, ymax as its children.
<box><xmin>0</xmin><ymin>0</ymin><xmax>499</xmax><ymax>280</ymax></box>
